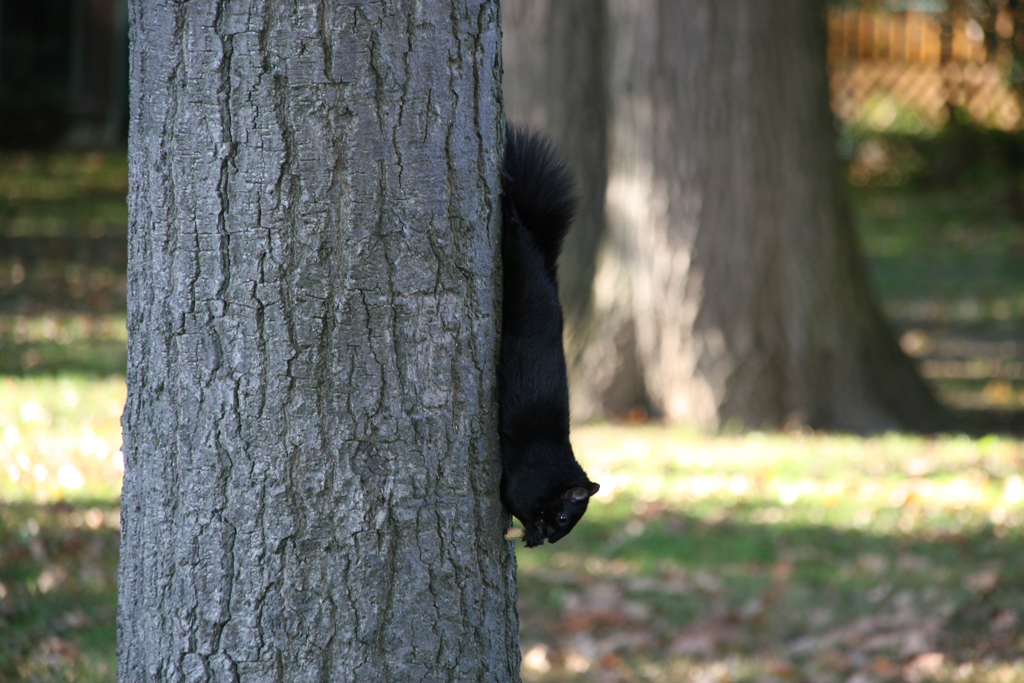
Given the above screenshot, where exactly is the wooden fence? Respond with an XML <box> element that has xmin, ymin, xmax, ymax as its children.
<box><xmin>828</xmin><ymin>9</ymin><xmax>1023</xmax><ymax>131</ymax></box>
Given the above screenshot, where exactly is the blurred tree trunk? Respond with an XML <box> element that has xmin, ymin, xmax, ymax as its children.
<box><xmin>503</xmin><ymin>0</ymin><xmax>649</xmax><ymax>420</ymax></box>
<box><xmin>505</xmin><ymin>0</ymin><xmax>947</xmax><ymax>432</ymax></box>
<box><xmin>606</xmin><ymin>0</ymin><xmax>945</xmax><ymax>432</ymax></box>
<box><xmin>119</xmin><ymin>2</ymin><xmax>516</xmax><ymax>682</ymax></box>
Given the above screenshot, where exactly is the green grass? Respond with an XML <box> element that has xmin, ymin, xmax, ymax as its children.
<box><xmin>0</xmin><ymin>501</ymin><xmax>120</xmax><ymax>683</ymax></box>
<box><xmin>0</xmin><ymin>314</ymin><xmax>127</xmax><ymax>376</ymax></box>
<box><xmin>0</xmin><ymin>151</ymin><xmax>127</xmax><ymax>238</ymax></box>
<box><xmin>851</xmin><ymin>182</ymin><xmax>1024</xmax><ymax>411</ymax></box>
<box><xmin>853</xmin><ymin>184</ymin><xmax>1024</xmax><ymax>325</ymax></box>
<box><xmin>514</xmin><ymin>426</ymin><xmax>1024</xmax><ymax>682</ymax></box>
<box><xmin>0</xmin><ymin>151</ymin><xmax>128</xmax><ymax>375</ymax></box>
<box><xmin>0</xmin><ymin>375</ymin><xmax>125</xmax><ymax>502</ymax></box>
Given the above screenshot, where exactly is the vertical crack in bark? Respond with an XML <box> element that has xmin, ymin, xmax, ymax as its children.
<box><xmin>208</xmin><ymin>3</ymin><xmax>240</xmax><ymax>660</ymax></box>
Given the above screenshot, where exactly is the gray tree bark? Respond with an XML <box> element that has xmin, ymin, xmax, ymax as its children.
<box><xmin>119</xmin><ymin>2</ymin><xmax>518</xmax><ymax>682</ymax></box>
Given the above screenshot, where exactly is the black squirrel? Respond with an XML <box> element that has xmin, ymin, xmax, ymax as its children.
<box><xmin>499</xmin><ymin>123</ymin><xmax>600</xmax><ymax>548</ymax></box>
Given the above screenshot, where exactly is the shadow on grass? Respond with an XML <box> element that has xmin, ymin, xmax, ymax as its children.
<box><xmin>0</xmin><ymin>243</ymin><xmax>127</xmax><ymax>375</ymax></box>
<box><xmin>518</xmin><ymin>505</ymin><xmax>1024</xmax><ymax>678</ymax></box>
<box><xmin>956</xmin><ymin>408</ymin><xmax>1024</xmax><ymax>437</ymax></box>
<box><xmin>0</xmin><ymin>501</ymin><xmax>120</xmax><ymax>683</ymax></box>
<box><xmin>0</xmin><ymin>340</ymin><xmax>127</xmax><ymax>377</ymax></box>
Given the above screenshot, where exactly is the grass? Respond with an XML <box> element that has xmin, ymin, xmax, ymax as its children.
<box><xmin>0</xmin><ymin>375</ymin><xmax>125</xmax><ymax>502</ymax></box>
<box><xmin>0</xmin><ymin>314</ymin><xmax>128</xmax><ymax>376</ymax></box>
<box><xmin>0</xmin><ymin>500</ymin><xmax>120</xmax><ymax>683</ymax></box>
<box><xmin>515</xmin><ymin>426</ymin><xmax>1024</xmax><ymax>682</ymax></box>
<box><xmin>0</xmin><ymin>150</ymin><xmax>127</xmax><ymax>375</ymax></box>
<box><xmin>851</xmin><ymin>181</ymin><xmax>1024</xmax><ymax>412</ymax></box>
<box><xmin>0</xmin><ymin>151</ymin><xmax>127</xmax><ymax>238</ymax></box>
<box><xmin>0</xmin><ymin>375</ymin><xmax>123</xmax><ymax>682</ymax></box>
<box><xmin>853</xmin><ymin>183</ymin><xmax>1024</xmax><ymax>326</ymax></box>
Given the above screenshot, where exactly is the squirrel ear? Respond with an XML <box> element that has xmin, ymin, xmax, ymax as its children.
<box><xmin>565</xmin><ymin>487</ymin><xmax>590</xmax><ymax>501</ymax></box>
<box><xmin>588</xmin><ymin>482</ymin><xmax>600</xmax><ymax>496</ymax></box>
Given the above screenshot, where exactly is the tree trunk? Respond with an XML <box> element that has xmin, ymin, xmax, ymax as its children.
<box><xmin>603</xmin><ymin>0</ymin><xmax>948</xmax><ymax>432</ymax></box>
<box><xmin>119</xmin><ymin>2</ymin><xmax>517</xmax><ymax>682</ymax></box>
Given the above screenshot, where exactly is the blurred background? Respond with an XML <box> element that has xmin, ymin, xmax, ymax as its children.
<box><xmin>1</xmin><ymin>0</ymin><xmax>127</xmax><ymax>679</ymax></box>
<box><xmin>1</xmin><ymin>1</ymin><xmax>1023</xmax><ymax>682</ymax></box>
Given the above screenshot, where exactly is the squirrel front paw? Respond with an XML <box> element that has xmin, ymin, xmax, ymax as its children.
<box><xmin>523</xmin><ymin>524</ymin><xmax>546</xmax><ymax>548</ymax></box>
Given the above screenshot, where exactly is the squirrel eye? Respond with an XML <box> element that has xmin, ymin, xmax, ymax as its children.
<box><xmin>558</xmin><ymin>514</ymin><xmax>569</xmax><ymax>524</ymax></box>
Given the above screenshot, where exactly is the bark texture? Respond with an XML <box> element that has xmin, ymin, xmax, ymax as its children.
<box><xmin>119</xmin><ymin>2</ymin><xmax>517</xmax><ymax>682</ymax></box>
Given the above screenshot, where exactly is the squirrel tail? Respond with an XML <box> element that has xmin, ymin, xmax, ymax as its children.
<box><xmin>503</xmin><ymin>123</ymin><xmax>577</xmax><ymax>280</ymax></box>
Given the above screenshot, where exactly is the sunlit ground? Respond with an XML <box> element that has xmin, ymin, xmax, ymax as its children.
<box><xmin>0</xmin><ymin>376</ymin><xmax>123</xmax><ymax>682</ymax></box>
<box><xmin>0</xmin><ymin>375</ymin><xmax>125</xmax><ymax>502</ymax></box>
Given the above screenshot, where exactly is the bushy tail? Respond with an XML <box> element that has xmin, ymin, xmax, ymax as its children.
<box><xmin>503</xmin><ymin>123</ymin><xmax>577</xmax><ymax>281</ymax></box>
